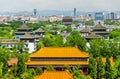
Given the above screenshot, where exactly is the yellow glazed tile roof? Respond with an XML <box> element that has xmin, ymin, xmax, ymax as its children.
<box><xmin>102</xmin><ymin>57</ymin><xmax>114</xmax><ymax>64</ymax></box>
<box><xmin>34</xmin><ymin>71</ymin><xmax>72</xmax><ymax>79</ymax></box>
<box><xmin>30</xmin><ymin>47</ymin><xmax>89</xmax><ymax>58</ymax></box>
<box><xmin>26</xmin><ymin>61</ymin><xmax>89</xmax><ymax>65</ymax></box>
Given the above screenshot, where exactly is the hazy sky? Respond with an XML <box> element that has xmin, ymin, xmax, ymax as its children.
<box><xmin>0</xmin><ymin>0</ymin><xmax>119</xmax><ymax>12</ymax></box>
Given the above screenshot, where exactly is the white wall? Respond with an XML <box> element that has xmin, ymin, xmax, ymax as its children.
<box><xmin>27</xmin><ymin>42</ymin><xmax>35</xmax><ymax>53</ymax></box>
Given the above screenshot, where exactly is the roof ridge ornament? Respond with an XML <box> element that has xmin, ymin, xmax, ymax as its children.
<box><xmin>75</xmin><ymin>45</ymin><xmax>78</xmax><ymax>48</ymax></box>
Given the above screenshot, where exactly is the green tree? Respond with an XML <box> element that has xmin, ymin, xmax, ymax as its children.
<box><xmin>8</xmin><ymin>21</ymin><xmax>23</xmax><ymax>30</ymax></box>
<box><xmin>82</xmin><ymin>20</ymin><xmax>94</xmax><ymax>26</ymax></box>
<box><xmin>63</xmin><ymin>65</ymin><xmax>70</xmax><ymax>71</ymax></box>
<box><xmin>89</xmin><ymin>39</ymin><xmax>101</xmax><ymax>58</ymax></box>
<box><xmin>46</xmin><ymin>65</ymin><xmax>54</xmax><ymax>71</ymax></box>
<box><xmin>65</xmin><ymin>26</ymin><xmax>72</xmax><ymax>32</ymax></box>
<box><xmin>0</xmin><ymin>47</ymin><xmax>9</xmax><ymax>75</ymax></box>
<box><xmin>89</xmin><ymin>39</ymin><xmax>110</xmax><ymax>58</ymax></box>
<box><xmin>104</xmin><ymin>20</ymin><xmax>120</xmax><ymax>26</ymax></box>
<box><xmin>36</xmin><ymin>42</ymin><xmax>44</xmax><ymax>50</ymax></box>
<box><xmin>116</xmin><ymin>62</ymin><xmax>120</xmax><ymax>79</ymax></box>
<box><xmin>35</xmin><ymin>67</ymin><xmax>43</xmax><ymax>75</ymax></box>
<box><xmin>96</xmin><ymin>57</ymin><xmax>105</xmax><ymax>79</ymax></box>
<box><xmin>27</xmin><ymin>69</ymin><xmax>36</xmax><ymax>77</ymax></box>
<box><xmin>88</xmin><ymin>56</ymin><xmax>96</xmax><ymax>79</ymax></box>
<box><xmin>54</xmin><ymin>34</ymin><xmax>63</xmax><ymax>47</ymax></box>
<box><xmin>17</xmin><ymin>54</ymin><xmax>26</xmax><ymax>76</ymax></box>
<box><xmin>14</xmin><ymin>42</ymin><xmax>28</xmax><ymax>53</ymax></box>
<box><xmin>65</xmin><ymin>31</ymin><xmax>86</xmax><ymax>51</ymax></box>
<box><xmin>9</xmin><ymin>65</ymin><xmax>17</xmax><ymax>76</ymax></box>
<box><xmin>40</xmin><ymin>33</ymin><xmax>64</xmax><ymax>47</ymax></box>
<box><xmin>109</xmin><ymin>29</ymin><xmax>120</xmax><ymax>39</ymax></box>
<box><xmin>105</xmin><ymin>56</ymin><xmax>112</xmax><ymax>79</ymax></box>
<box><xmin>27</xmin><ymin>21</ymin><xmax>51</xmax><ymax>30</ymax></box>
<box><xmin>2</xmin><ymin>73</ymin><xmax>15</xmax><ymax>79</ymax></box>
<box><xmin>40</xmin><ymin>33</ymin><xmax>55</xmax><ymax>47</ymax></box>
<box><xmin>20</xmin><ymin>70</ymin><xmax>34</xmax><ymax>79</ymax></box>
<box><xmin>20</xmin><ymin>72</ymin><xmax>31</xmax><ymax>79</ymax></box>
<box><xmin>108</xmin><ymin>40</ymin><xmax>120</xmax><ymax>59</ymax></box>
<box><xmin>112</xmin><ymin>58</ymin><xmax>120</xmax><ymax>79</ymax></box>
<box><xmin>73</xmin><ymin>70</ymin><xmax>83</xmax><ymax>79</ymax></box>
<box><xmin>72</xmin><ymin>67</ymin><xmax>91</xmax><ymax>79</ymax></box>
<box><xmin>0</xmin><ymin>62</ymin><xmax>3</xmax><ymax>77</ymax></box>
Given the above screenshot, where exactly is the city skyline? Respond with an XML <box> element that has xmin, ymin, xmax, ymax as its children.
<box><xmin>0</xmin><ymin>0</ymin><xmax>120</xmax><ymax>12</ymax></box>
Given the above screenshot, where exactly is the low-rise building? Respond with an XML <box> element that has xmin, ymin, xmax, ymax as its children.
<box><xmin>0</xmin><ymin>39</ymin><xmax>19</xmax><ymax>50</ymax></box>
<box><xmin>62</xmin><ymin>16</ymin><xmax>73</xmax><ymax>26</ymax></box>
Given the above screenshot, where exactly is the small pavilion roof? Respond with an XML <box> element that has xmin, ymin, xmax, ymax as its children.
<box><xmin>93</xmin><ymin>24</ymin><xmax>106</xmax><ymax>30</ymax></box>
<box><xmin>34</xmin><ymin>28</ymin><xmax>44</xmax><ymax>33</ymax></box>
<box><xmin>20</xmin><ymin>32</ymin><xmax>34</xmax><ymax>39</ymax></box>
<box><xmin>34</xmin><ymin>71</ymin><xmax>72</xmax><ymax>79</ymax></box>
<box><xmin>18</xmin><ymin>24</ymin><xmax>31</xmax><ymax>30</ymax></box>
<box><xmin>85</xmin><ymin>33</ymin><xmax>102</xmax><ymax>39</ymax></box>
<box><xmin>80</xmin><ymin>27</ymin><xmax>90</xmax><ymax>33</ymax></box>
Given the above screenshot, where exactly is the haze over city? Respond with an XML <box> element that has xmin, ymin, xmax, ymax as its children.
<box><xmin>0</xmin><ymin>0</ymin><xmax>120</xmax><ymax>12</ymax></box>
<box><xmin>0</xmin><ymin>0</ymin><xmax>120</xmax><ymax>79</ymax></box>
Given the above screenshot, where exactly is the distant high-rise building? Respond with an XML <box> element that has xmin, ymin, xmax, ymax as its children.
<box><xmin>33</xmin><ymin>9</ymin><xmax>37</xmax><ymax>16</ymax></box>
<box><xmin>88</xmin><ymin>14</ymin><xmax>92</xmax><ymax>17</ymax></box>
<box><xmin>105</xmin><ymin>12</ymin><xmax>117</xmax><ymax>20</ymax></box>
<box><xmin>95</xmin><ymin>12</ymin><xmax>104</xmax><ymax>20</ymax></box>
<box><xmin>74</xmin><ymin>8</ymin><xmax>76</xmax><ymax>17</ymax></box>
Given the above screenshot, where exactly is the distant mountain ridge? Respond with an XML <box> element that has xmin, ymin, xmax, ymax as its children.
<box><xmin>0</xmin><ymin>10</ymin><xmax>120</xmax><ymax>16</ymax></box>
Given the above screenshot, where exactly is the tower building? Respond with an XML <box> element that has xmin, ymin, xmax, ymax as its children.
<box><xmin>74</xmin><ymin>8</ymin><xmax>76</xmax><ymax>17</ymax></box>
<box><xmin>34</xmin><ymin>9</ymin><xmax>37</xmax><ymax>16</ymax></box>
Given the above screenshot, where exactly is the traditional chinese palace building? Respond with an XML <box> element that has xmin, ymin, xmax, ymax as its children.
<box><xmin>26</xmin><ymin>47</ymin><xmax>89</xmax><ymax>74</ymax></box>
<box><xmin>0</xmin><ymin>39</ymin><xmax>19</xmax><ymax>50</ymax></box>
<box><xmin>20</xmin><ymin>33</ymin><xmax>35</xmax><ymax>53</ymax></box>
<box><xmin>80</xmin><ymin>27</ymin><xmax>90</xmax><ymax>37</ymax></box>
<box><xmin>15</xmin><ymin>24</ymin><xmax>45</xmax><ymax>53</ymax></box>
<box><xmin>93</xmin><ymin>24</ymin><xmax>109</xmax><ymax>38</ymax></box>
<box><xmin>34</xmin><ymin>28</ymin><xmax>45</xmax><ymax>42</ymax></box>
<box><xmin>62</xmin><ymin>16</ymin><xmax>73</xmax><ymax>26</ymax></box>
<box><xmin>85</xmin><ymin>33</ymin><xmax>102</xmax><ymax>42</ymax></box>
<box><xmin>15</xmin><ymin>24</ymin><xmax>33</xmax><ymax>39</ymax></box>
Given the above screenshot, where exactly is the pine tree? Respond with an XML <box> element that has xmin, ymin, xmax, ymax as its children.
<box><xmin>88</xmin><ymin>56</ymin><xmax>96</xmax><ymax>79</ymax></box>
<box><xmin>17</xmin><ymin>54</ymin><xmax>25</xmax><ymax>76</ymax></box>
<box><xmin>96</xmin><ymin>57</ymin><xmax>105</xmax><ymax>79</ymax></box>
<box><xmin>105</xmin><ymin>56</ymin><xmax>112</xmax><ymax>79</ymax></box>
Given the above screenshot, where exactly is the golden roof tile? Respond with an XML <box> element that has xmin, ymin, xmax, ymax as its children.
<box><xmin>30</xmin><ymin>47</ymin><xmax>89</xmax><ymax>58</ymax></box>
<box><xmin>34</xmin><ymin>71</ymin><xmax>72</xmax><ymax>79</ymax></box>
